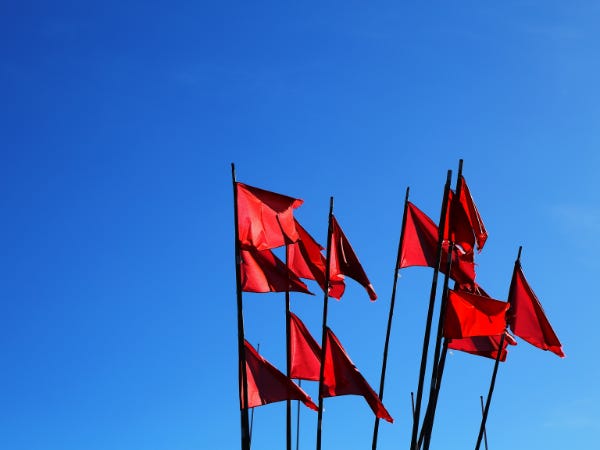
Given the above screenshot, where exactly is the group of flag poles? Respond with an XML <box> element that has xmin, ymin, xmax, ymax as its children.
<box><xmin>231</xmin><ymin>160</ymin><xmax>564</xmax><ymax>450</ymax></box>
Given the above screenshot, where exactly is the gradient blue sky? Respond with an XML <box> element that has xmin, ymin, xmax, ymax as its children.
<box><xmin>2</xmin><ymin>2</ymin><xmax>599</xmax><ymax>449</ymax></box>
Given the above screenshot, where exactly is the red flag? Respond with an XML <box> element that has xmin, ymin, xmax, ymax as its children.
<box><xmin>236</xmin><ymin>182</ymin><xmax>303</xmax><ymax>251</ymax></box>
<box><xmin>330</xmin><ymin>216</ymin><xmax>377</xmax><ymax>300</ymax></box>
<box><xmin>448</xmin><ymin>331</ymin><xmax>517</xmax><ymax>362</ymax></box>
<box><xmin>322</xmin><ymin>328</ymin><xmax>393</xmax><ymax>422</ymax></box>
<box><xmin>241</xmin><ymin>247</ymin><xmax>312</xmax><ymax>294</ymax></box>
<box><xmin>289</xmin><ymin>312</ymin><xmax>321</xmax><ymax>381</ymax></box>
<box><xmin>507</xmin><ymin>264</ymin><xmax>565</xmax><ymax>358</ymax></box>
<box><xmin>242</xmin><ymin>341</ymin><xmax>318</xmax><ymax>410</ymax></box>
<box><xmin>287</xmin><ymin>220</ymin><xmax>345</xmax><ymax>299</ymax></box>
<box><xmin>399</xmin><ymin>202</ymin><xmax>476</xmax><ymax>285</ymax></box>
<box><xmin>446</xmin><ymin>177</ymin><xmax>487</xmax><ymax>253</ymax></box>
<box><xmin>443</xmin><ymin>289</ymin><xmax>509</xmax><ymax>339</ymax></box>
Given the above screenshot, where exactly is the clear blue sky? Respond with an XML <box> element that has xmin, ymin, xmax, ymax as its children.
<box><xmin>2</xmin><ymin>2</ymin><xmax>599</xmax><ymax>449</ymax></box>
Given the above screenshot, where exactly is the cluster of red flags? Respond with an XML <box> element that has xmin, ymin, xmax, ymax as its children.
<box><xmin>399</xmin><ymin>175</ymin><xmax>564</xmax><ymax>361</ymax></box>
<box><xmin>235</xmin><ymin>181</ymin><xmax>389</xmax><ymax>421</ymax></box>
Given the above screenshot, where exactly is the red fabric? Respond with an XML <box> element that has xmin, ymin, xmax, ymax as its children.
<box><xmin>236</xmin><ymin>182</ymin><xmax>303</xmax><ymax>251</ymax></box>
<box><xmin>399</xmin><ymin>202</ymin><xmax>476</xmax><ymax>286</ymax></box>
<box><xmin>329</xmin><ymin>216</ymin><xmax>377</xmax><ymax>300</ymax></box>
<box><xmin>322</xmin><ymin>328</ymin><xmax>393</xmax><ymax>423</ymax></box>
<box><xmin>448</xmin><ymin>331</ymin><xmax>517</xmax><ymax>362</ymax></box>
<box><xmin>445</xmin><ymin>177</ymin><xmax>487</xmax><ymax>253</ymax></box>
<box><xmin>443</xmin><ymin>289</ymin><xmax>509</xmax><ymax>339</ymax></box>
<box><xmin>287</xmin><ymin>220</ymin><xmax>345</xmax><ymax>299</ymax></box>
<box><xmin>242</xmin><ymin>340</ymin><xmax>318</xmax><ymax>410</ymax></box>
<box><xmin>507</xmin><ymin>264</ymin><xmax>565</xmax><ymax>358</ymax></box>
<box><xmin>289</xmin><ymin>312</ymin><xmax>322</xmax><ymax>381</ymax></box>
<box><xmin>240</xmin><ymin>247</ymin><xmax>312</xmax><ymax>294</ymax></box>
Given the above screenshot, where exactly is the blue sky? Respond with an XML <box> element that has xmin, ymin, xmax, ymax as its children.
<box><xmin>2</xmin><ymin>2</ymin><xmax>599</xmax><ymax>449</ymax></box>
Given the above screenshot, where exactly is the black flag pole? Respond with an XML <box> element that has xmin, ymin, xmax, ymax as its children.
<box><xmin>372</xmin><ymin>186</ymin><xmax>410</xmax><ymax>450</ymax></box>
<box><xmin>231</xmin><ymin>163</ymin><xmax>251</xmax><ymax>450</ymax></box>
<box><xmin>475</xmin><ymin>246</ymin><xmax>522</xmax><ymax>450</ymax></box>
<box><xmin>410</xmin><ymin>170</ymin><xmax>452</xmax><ymax>450</ymax></box>
<box><xmin>480</xmin><ymin>395</ymin><xmax>489</xmax><ymax>450</ymax></box>
<box><xmin>315</xmin><ymin>197</ymin><xmax>334</xmax><ymax>450</ymax></box>
<box><xmin>296</xmin><ymin>380</ymin><xmax>302</xmax><ymax>450</ymax></box>
<box><xmin>285</xmin><ymin>247</ymin><xmax>293</xmax><ymax>450</ymax></box>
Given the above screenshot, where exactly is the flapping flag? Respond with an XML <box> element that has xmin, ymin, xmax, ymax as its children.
<box><xmin>322</xmin><ymin>328</ymin><xmax>393</xmax><ymax>422</ymax></box>
<box><xmin>448</xmin><ymin>332</ymin><xmax>517</xmax><ymax>362</ymax></box>
<box><xmin>446</xmin><ymin>176</ymin><xmax>487</xmax><ymax>253</ymax></box>
<box><xmin>236</xmin><ymin>182</ymin><xmax>303</xmax><ymax>251</ymax></box>
<box><xmin>329</xmin><ymin>216</ymin><xmax>377</xmax><ymax>300</ymax></box>
<box><xmin>241</xmin><ymin>340</ymin><xmax>318</xmax><ymax>410</ymax></box>
<box><xmin>399</xmin><ymin>202</ymin><xmax>476</xmax><ymax>285</ymax></box>
<box><xmin>443</xmin><ymin>289</ymin><xmax>509</xmax><ymax>339</ymax></box>
<box><xmin>289</xmin><ymin>312</ymin><xmax>321</xmax><ymax>381</ymax></box>
<box><xmin>287</xmin><ymin>220</ymin><xmax>345</xmax><ymax>299</ymax></box>
<box><xmin>240</xmin><ymin>247</ymin><xmax>312</xmax><ymax>294</ymax></box>
<box><xmin>507</xmin><ymin>263</ymin><xmax>565</xmax><ymax>358</ymax></box>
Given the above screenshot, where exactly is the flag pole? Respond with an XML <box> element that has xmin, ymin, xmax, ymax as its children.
<box><xmin>480</xmin><ymin>396</ymin><xmax>489</xmax><ymax>450</ymax></box>
<box><xmin>285</xmin><ymin>248</ymin><xmax>293</xmax><ymax>450</ymax></box>
<box><xmin>410</xmin><ymin>170</ymin><xmax>452</xmax><ymax>450</ymax></box>
<box><xmin>372</xmin><ymin>186</ymin><xmax>410</xmax><ymax>450</ymax></box>
<box><xmin>419</xmin><ymin>239</ymin><xmax>454</xmax><ymax>450</ymax></box>
<box><xmin>231</xmin><ymin>163</ymin><xmax>251</xmax><ymax>450</ymax></box>
<box><xmin>419</xmin><ymin>340</ymin><xmax>449</xmax><ymax>450</ymax></box>
<box><xmin>316</xmin><ymin>197</ymin><xmax>335</xmax><ymax>450</ymax></box>
<box><xmin>296</xmin><ymin>380</ymin><xmax>302</xmax><ymax>450</ymax></box>
<box><xmin>474</xmin><ymin>246</ymin><xmax>522</xmax><ymax>450</ymax></box>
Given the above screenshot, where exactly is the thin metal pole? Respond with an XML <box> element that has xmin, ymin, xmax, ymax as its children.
<box><xmin>316</xmin><ymin>197</ymin><xmax>335</xmax><ymax>450</ymax></box>
<box><xmin>296</xmin><ymin>380</ymin><xmax>302</xmax><ymax>450</ymax></box>
<box><xmin>410</xmin><ymin>170</ymin><xmax>452</xmax><ymax>450</ymax></box>
<box><xmin>232</xmin><ymin>163</ymin><xmax>251</xmax><ymax>450</ymax></box>
<box><xmin>480</xmin><ymin>396</ymin><xmax>489</xmax><ymax>450</ymax></box>
<box><xmin>372</xmin><ymin>187</ymin><xmax>410</xmax><ymax>450</ymax></box>
<box><xmin>421</xmin><ymin>340</ymin><xmax>448</xmax><ymax>450</ymax></box>
<box><xmin>286</xmin><ymin>246</ymin><xmax>292</xmax><ymax>450</ymax></box>
<box><xmin>475</xmin><ymin>247</ymin><xmax>522</xmax><ymax>450</ymax></box>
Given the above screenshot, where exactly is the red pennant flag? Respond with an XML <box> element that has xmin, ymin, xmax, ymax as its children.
<box><xmin>399</xmin><ymin>202</ymin><xmax>476</xmax><ymax>285</ymax></box>
<box><xmin>507</xmin><ymin>264</ymin><xmax>565</xmax><ymax>358</ymax></box>
<box><xmin>322</xmin><ymin>328</ymin><xmax>393</xmax><ymax>422</ymax></box>
<box><xmin>242</xmin><ymin>340</ymin><xmax>318</xmax><ymax>410</ymax></box>
<box><xmin>236</xmin><ymin>182</ymin><xmax>303</xmax><ymax>251</ymax></box>
<box><xmin>241</xmin><ymin>247</ymin><xmax>312</xmax><ymax>294</ymax></box>
<box><xmin>289</xmin><ymin>312</ymin><xmax>321</xmax><ymax>381</ymax></box>
<box><xmin>443</xmin><ymin>289</ymin><xmax>509</xmax><ymax>339</ymax></box>
<box><xmin>448</xmin><ymin>331</ymin><xmax>517</xmax><ymax>362</ymax></box>
<box><xmin>330</xmin><ymin>216</ymin><xmax>377</xmax><ymax>300</ymax></box>
<box><xmin>445</xmin><ymin>177</ymin><xmax>488</xmax><ymax>253</ymax></box>
<box><xmin>287</xmin><ymin>220</ymin><xmax>345</xmax><ymax>299</ymax></box>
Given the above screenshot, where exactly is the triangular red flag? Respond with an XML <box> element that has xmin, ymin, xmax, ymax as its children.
<box><xmin>236</xmin><ymin>182</ymin><xmax>303</xmax><ymax>251</ymax></box>
<box><xmin>507</xmin><ymin>264</ymin><xmax>565</xmax><ymax>358</ymax></box>
<box><xmin>242</xmin><ymin>340</ymin><xmax>318</xmax><ymax>410</ymax></box>
<box><xmin>329</xmin><ymin>216</ymin><xmax>377</xmax><ymax>300</ymax></box>
<box><xmin>448</xmin><ymin>331</ymin><xmax>517</xmax><ymax>362</ymax></box>
<box><xmin>445</xmin><ymin>177</ymin><xmax>487</xmax><ymax>253</ymax></box>
<box><xmin>240</xmin><ymin>247</ymin><xmax>312</xmax><ymax>294</ymax></box>
<box><xmin>322</xmin><ymin>328</ymin><xmax>393</xmax><ymax>422</ymax></box>
<box><xmin>289</xmin><ymin>312</ymin><xmax>321</xmax><ymax>381</ymax></box>
<box><xmin>443</xmin><ymin>289</ymin><xmax>509</xmax><ymax>339</ymax></box>
<box><xmin>287</xmin><ymin>220</ymin><xmax>345</xmax><ymax>299</ymax></box>
<box><xmin>399</xmin><ymin>202</ymin><xmax>476</xmax><ymax>286</ymax></box>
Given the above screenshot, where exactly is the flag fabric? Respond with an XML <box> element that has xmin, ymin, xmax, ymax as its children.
<box><xmin>287</xmin><ymin>220</ymin><xmax>345</xmax><ymax>299</ymax></box>
<box><xmin>399</xmin><ymin>202</ymin><xmax>476</xmax><ymax>285</ymax></box>
<box><xmin>507</xmin><ymin>263</ymin><xmax>565</xmax><ymax>358</ymax></box>
<box><xmin>443</xmin><ymin>289</ymin><xmax>509</xmax><ymax>339</ymax></box>
<box><xmin>289</xmin><ymin>312</ymin><xmax>321</xmax><ymax>381</ymax></box>
<box><xmin>322</xmin><ymin>327</ymin><xmax>393</xmax><ymax>422</ymax></box>
<box><xmin>445</xmin><ymin>177</ymin><xmax>487</xmax><ymax>253</ymax></box>
<box><xmin>448</xmin><ymin>332</ymin><xmax>517</xmax><ymax>362</ymax></box>
<box><xmin>240</xmin><ymin>247</ymin><xmax>312</xmax><ymax>294</ymax></box>
<box><xmin>241</xmin><ymin>340</ymin><xmax>318</xmax><ymax>410</ymax></box>
<box><xmin>236</xmin><ymin>182</ymin><xmax>303</xmax><ymax>251</ymax></box>
<box><xmin>329</xmin><ymin>216</ymin><xmax>377</xmax><ymax>300</ymax></box>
